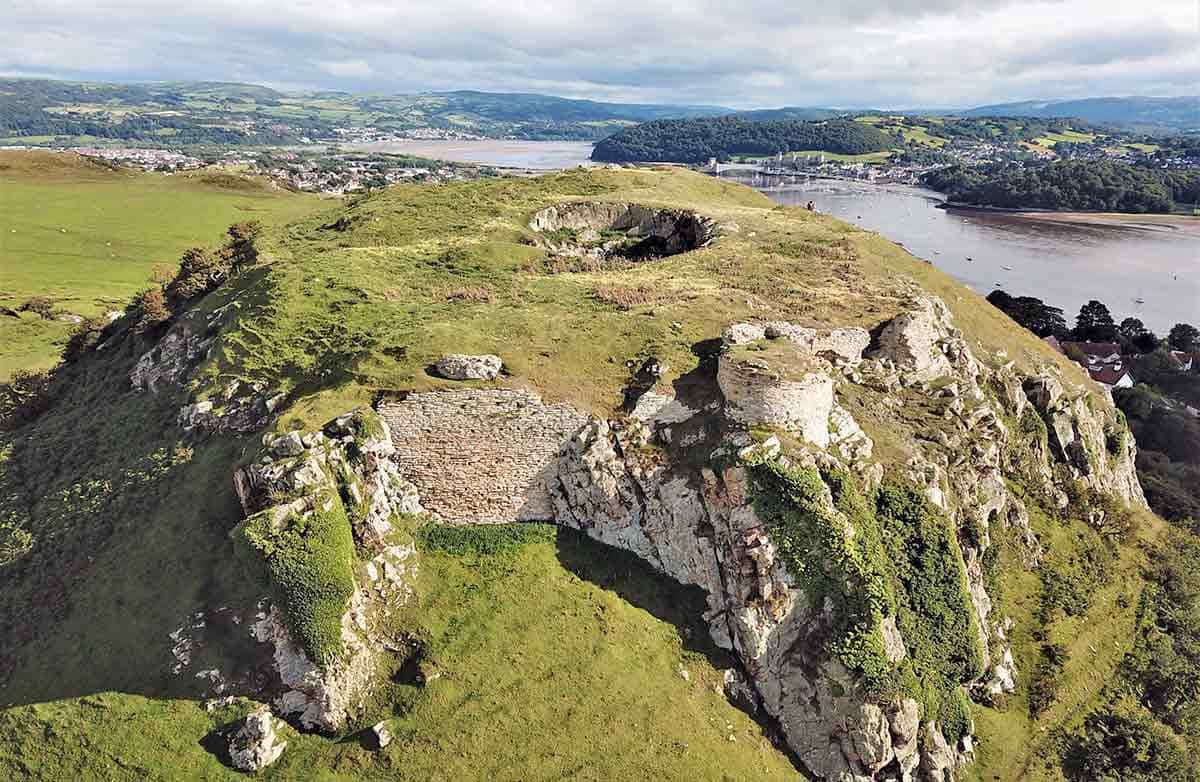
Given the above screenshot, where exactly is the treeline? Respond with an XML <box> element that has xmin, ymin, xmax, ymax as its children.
<box><xmin>590</xmin><ymin>117</ymin><xmax>892</xmax><ymax>163</ymax></box>
<box><xmin>922</xmin><ymin>160</ymin><xmax>1200</xmax><ymax>213</ymax></box>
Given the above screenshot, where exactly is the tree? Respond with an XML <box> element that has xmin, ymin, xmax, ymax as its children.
<box><xmin>1119</xmin><ymin>317</ymin><xmax>1159</xmax><ymax>353</ymax></box>
<box><xmin>1168</xmin><ymin>323</ymin><xmax>1200</xmax><ymax>352</ymax></box>
<box><xmin>1074</xmin><ymin>300</ymin><xmax>1118</xmax><ymax>342</ymax></box>
<box><xmin>986</xmin><ymin>290</ymin><xmax>1069</xmax><ymax>338</ymax></box>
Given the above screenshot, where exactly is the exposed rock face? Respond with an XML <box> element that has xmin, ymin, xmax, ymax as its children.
<box><xmin>130</xmin><ymin>308</ymin><xmax>284</xmax><ymax>435</ymax></box>
<box><xmin>1022</xmin><ymin>375</ymin><xmax>1146</xmax><ymax>507</ymax></box>
<box><xmin>227</xmin><ymin>708</ymin><xmax>287</xmax><ymax>772</ymax></box>
<box><xmin>432</xmin><ymin>354</ymin><xmax>503</xmax><ymax>381</ymax></box>
<box><xmin>234</xmin><ymin>410</ymin><xmax>422</xmax><ymax>731</ymax></box>
<box><xmin>130</xmin><ymin>322</ymin><xmax>211</xmax><ymax>393</ymax></box>
<box><xmin>869</xmin><ymin>297</ymin><xmax>958</xmax><ymax>382</ymax></box>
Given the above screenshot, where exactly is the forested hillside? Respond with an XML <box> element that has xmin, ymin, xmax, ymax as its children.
<box><xmin>922</xmin><ymin>160</ymin><xmax>1200</xmax><ymax>212</ymax></box>
<box><xmin>590</xmin><ymin>117</ymin><xmax>893</xmax><ymax>162</ymax></box>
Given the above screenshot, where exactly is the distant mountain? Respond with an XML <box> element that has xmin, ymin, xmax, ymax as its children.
<box><xmin>728</xmin><ymin>107</ymin><xmax>843</xmax><ymax>122</ymax></box>
<box><xmin>0</xmin><ymin>78</ymin><xmax>733</xmax><ymax>144</ymax></box>
<box><xmin>415</xmin><ymin>90</ymin><xmax>730</xmax><ymax>124</ymax></box>
<box><xmin>961</xmin><ymin>97</ymin><xmax>1199</xmax><ymax>133</ymax></box>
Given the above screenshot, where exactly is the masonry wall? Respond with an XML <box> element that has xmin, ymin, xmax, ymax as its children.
<box><xmin>377</xmin><ymin>389</ymin><xmax>590</xmax><ymax>524</ymax></box>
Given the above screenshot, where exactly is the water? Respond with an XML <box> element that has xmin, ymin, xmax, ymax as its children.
<box><xmin>342</xmin><ymin>139</ymin><xmax>595</xmax><ymax>170</ymax></box>
<box><xmin>733</xmin><ymin>174</ymin><xmax>1199</xmax><ymax>334</ymax></box>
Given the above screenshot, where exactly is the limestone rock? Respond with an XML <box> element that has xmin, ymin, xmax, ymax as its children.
<box><xmin>268</xmin><ymin>431</ymin><xmax>305</xmax><ymax>458</ymax></box>
<box><xmin>432</xmin><ymin>354</ymin><xmax>502</xmax><ymax>381</ymax></box>
<box><xmin>370</xmin><ymin>721</ymin><xmax>393</xmax><ymax>750</ymax></box>
<box><xmin>723</xmin><ymin>322</ymin><xmax>766</xmax><ymax>345</ymax></box>
<box><xmin>850</xmin><ymin>703</ymin><xmax>895</xmax><ymax>774</ymax></box>
<box><xmin>131</xmin><ymin>323</ymin><xmax>210</xmax><ymax>393</ymax></box>
<box><xmin>227</xmin><ymin>708</ymin><xmax>287</xmax><ymax>772</ymax></box>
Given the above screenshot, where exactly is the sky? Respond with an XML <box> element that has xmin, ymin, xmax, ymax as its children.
<box><xmin>3</xmin><ymin>0</ymin><xmax>1197</xmax><ymax>108</ymax></box>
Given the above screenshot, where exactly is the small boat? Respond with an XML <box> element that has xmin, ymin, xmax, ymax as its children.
<box><xmin>966</xmin><ymin>256</ymin><xmax>973</xmax><ymax>261</ymax></box>
<box><xmin>1002</xmin><ymin>265</ymin><xmax>1013</xmax><ymax>271</ymax></box>
<box><xmin>1133</xmin><ymin>297</ymin><xmax>1145</xmax><ymax>305</ymax></box>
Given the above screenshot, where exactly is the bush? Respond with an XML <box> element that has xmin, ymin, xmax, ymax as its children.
<box><xmin>0</xmin><ymin>522</ymin><xmax>34</xmax><ymax>567</ymax></box>
<box><xmin>236</xmin><ymin>492</ymin><xmax>357</xmax><ymax>667</ymax></box>
<box><xmin>131</xmin><ymin>288</ymin><xmax>171</xmax><ymax>334</ymax></box>
<box><xmin>62</xmin><ymin>316</ymin><xmax>109</xmax><ymax>363</ymax></box>
<box><xmin>0</xmin><ymin>369</ymin><xmax>55</xmax><ymax>429</ymax></box>
<box><xmin>1063</xmin><ymin>702</ymin><xmax>1197</xmax><ymax>782</ymax></box>
<box><xmin>1028</xmin><ymin>643</ymin><xmax>1067</xmax><ymax>717</ymax></box>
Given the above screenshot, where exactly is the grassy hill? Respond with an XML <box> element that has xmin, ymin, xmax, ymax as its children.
<box><xmin>0</xmin><ymin>151</ymin><xmax>322</xmax><ymax>378</ymax></box>
<box><xmin>0</xmin><ymin>160</ymin><xmax>1188</xmax><ymax>780</ymax></box>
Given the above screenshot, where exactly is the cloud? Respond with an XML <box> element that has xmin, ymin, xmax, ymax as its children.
<box><xmin>318</xmin><ymin>59</ymin><xmax>373</xmax><ymax>79</ymax></box>
<box><xmin>2</xmin><ymin>0</ymin><xmax>1196</xmax><ymax>107</ymax></box>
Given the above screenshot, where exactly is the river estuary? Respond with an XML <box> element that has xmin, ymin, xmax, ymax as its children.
<box><xmin>345</xmin><ymin>140</ymin><xmax>1198</xmax><ymax>333</ymax></box>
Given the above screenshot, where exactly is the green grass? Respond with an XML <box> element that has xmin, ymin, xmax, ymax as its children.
<box><xmin>0</xmin><ymin>151</ymin><xmax>321</xmax><ymax>378</ymax></box>
<box><xmin>0</xmin><ymin>527</ymin><xmax>801</xmax><ymax>781</ymax></box>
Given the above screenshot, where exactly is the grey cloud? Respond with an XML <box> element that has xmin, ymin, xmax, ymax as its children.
<box><xmin>2</xmin><ymin>0</ymin><xmax>1196</xmax><ymax>107</ymax></box>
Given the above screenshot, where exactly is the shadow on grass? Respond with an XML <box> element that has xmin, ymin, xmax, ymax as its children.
<box><xmin>552</xmin><ymin>526</ymin><xmax>734</xmax><ymax>667</ymax></box>
<box><xmin>553</xmin><ymin>526</ymin><xmax>805</xmax><ymax>773</ymax></box>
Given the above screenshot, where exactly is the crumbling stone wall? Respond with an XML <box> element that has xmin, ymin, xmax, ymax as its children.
<box><xmin>377</xmin><ymin>389</ymin><xmax>589</xmax><ymax>524</ymax></box>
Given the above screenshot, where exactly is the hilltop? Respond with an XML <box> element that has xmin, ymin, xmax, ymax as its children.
<box><xmin>0</xmin><ymin>163</ymin><xmax>1189</xmax><ymax>781</ymax></box>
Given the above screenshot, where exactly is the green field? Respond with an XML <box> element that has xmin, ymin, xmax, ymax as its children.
<box><xmin>1031</xmin><ymin>129</ymin><xmax>1097</xmax><ymax>147</ymax></box>
<box><xmin>0</xmin><ymin>151</ymin><xmax>321</xmax><ymax>378</ymax></box>
<box><xmin>0</xmin><ymin>525</ymin><xmax>798</xmax><ymax>781</ymax></box>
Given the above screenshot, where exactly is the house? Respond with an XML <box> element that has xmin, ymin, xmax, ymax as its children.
<box><xmin>1087</xmin><ymin>363</ymin><xmax>1135</xmax><ymax>389</ymax></box>
<box><xmin>1169</xmin><ymin>351</ymin><xmax>1196</xmax><ymax>372</ymax></box>
<box><xmin>1063</xmin><ymin>341</ymin><xmax>1122</xmax><ymax>365</ymax></box>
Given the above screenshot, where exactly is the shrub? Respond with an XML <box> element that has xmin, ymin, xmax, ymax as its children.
<box><xmin>0</xmin><ymin>369</ymin><xmax>55</xmax><ymax>428</ymax></box>
<box><xmin>131</xmin><ymin>288</ymin><xmax>171</xmax><ymax>334</ymax></box>
<box><xmin>1063</xmin><ymin>702</ymin><xmax>1197</xmax><ymax>782</ymax></box>
<box><xmin>1028</xmin><ymin>643</ymin><xmax>1067</xmax><ymax>717</ymax></box>
<box><xmin>236</xmin><ymin>492</ymin><xmax>356</xmax><ymax>667</ymax></box>
<box><xmin>875</xmin><ymin>482</ymin><xmax>985</xmax><ymax>684</ymax></box>
<box><xmin>165</xmin><ymin>247</ymin><xmax>228</xmax><ymax>304</ymax></box>
<box><xmin>62</xmin><ymin>316</ymin><xmax>109</xmax><ymax>363</ymax></box>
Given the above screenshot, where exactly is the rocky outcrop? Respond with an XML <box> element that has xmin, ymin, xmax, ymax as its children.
<box><xmin>432</xmin><ymin>354</ymin><xmax>503</xmax><ymax>381</ymax></box>
<box><xmin>543</xmin><ymin>295</ymin><xmax>1144</xmax><ymax>780</ymax></box>
<box><xmin>234</xmin><ymin>409</ymin><xmax>422</xmax><ymax>732</ymax></box>
<box><xmin>1022</xmin><ymin>375</ymin><xmax>1146</xmax><ymax>507</ymax></box>
<box><xmin>219</xmin><ymin>292</ymin><xmax>1146</xmax><ymax>779</ymax></box>
<box><xmin>227</xmin><ymin>707</ymin><xmax>287</xmax><ymax>772</ymax></box>
<box><xmin>130</xmin><ymin>322</ymin><xmax>211</xmax><ymax>393</ymax></box>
